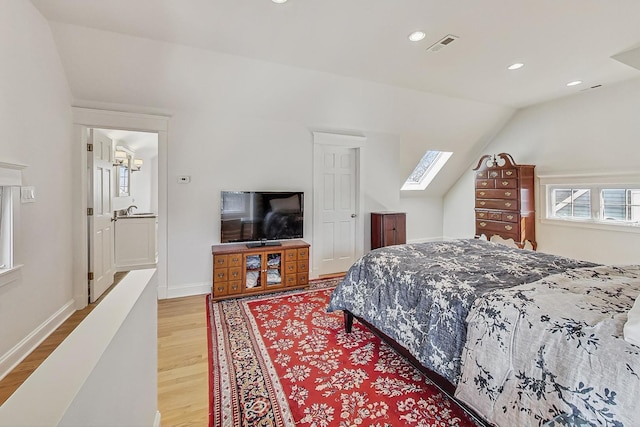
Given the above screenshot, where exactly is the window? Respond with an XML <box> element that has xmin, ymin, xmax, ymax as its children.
<box><xmin>544</xmin><ymin>175</ymin><xmax>640</xmax><ymax>230</ymax></box>
<box><xmin>401</xmin><ymin>150</ymin><xmax>453</xmax><ymax>191</ymax></box>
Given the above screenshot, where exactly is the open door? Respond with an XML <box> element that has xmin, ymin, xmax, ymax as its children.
<box><xmin>87</xmin><ymin>129</ymin><xmax>116</xmax><ymax>303</ymax></box>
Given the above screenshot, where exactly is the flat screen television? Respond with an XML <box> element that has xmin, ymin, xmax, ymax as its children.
<box><xmin>220</xmin><ymin>191</ymin><xmax>304</xmax><ymax>245</ymax></box>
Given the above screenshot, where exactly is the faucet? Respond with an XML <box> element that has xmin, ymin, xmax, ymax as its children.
<box><xmin>126</xmin><ymin>205</ymin><xmax>138</xmax><ymax>215</ymax></box>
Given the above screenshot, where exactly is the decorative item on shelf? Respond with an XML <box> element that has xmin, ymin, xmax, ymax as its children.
<box><xmin>131</xmin><ymin>158</ymin><xmax>143</xmax><ymax>173</ymax></box>
<box><xmin>113</xmin><ymin>150</ymin><xmax>128</xmax><ymax>167</ymax></box>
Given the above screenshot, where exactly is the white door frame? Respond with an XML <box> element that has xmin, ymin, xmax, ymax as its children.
<box><xmin>72</xmin><ymin>108</ymin><xmax>169</xmax><ymax>309</ymax></box>
<box><xmin>312</xmin><ymin>131</ymin><xmax>366</xmax><ymax>278</ymax></box>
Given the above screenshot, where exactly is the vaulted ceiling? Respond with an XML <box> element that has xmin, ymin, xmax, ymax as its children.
<box><xmin>31</xmin><ymin>0</ymin><xmax>640</xmax><ymax>108</ymax></box>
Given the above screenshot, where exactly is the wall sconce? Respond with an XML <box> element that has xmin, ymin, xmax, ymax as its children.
<box><xmin>113</xmin><ymin>150</ymin><xmax>128</xmax><ymax>167</ymax></box>
<box><xmin>131</xmin><ymin>158</ymin><xmax>143</xmax><ymax>172</ymax></box>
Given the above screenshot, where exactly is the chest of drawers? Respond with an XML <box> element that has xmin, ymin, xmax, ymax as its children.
<box><xmin>473</xmin><ymin>153</ymin><xmax>536</xmax><ymax>250</ymax></box>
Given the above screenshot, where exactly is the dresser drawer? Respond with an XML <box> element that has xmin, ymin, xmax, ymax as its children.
<box><xmin>285</xmin><ymin>262</ymin><xmax>297</xmax><ymax>274</ymax></box>
<box><xmin>475</xmin><ymin>210</ymin><xmax>490</xmax><ymax>220</ymax></box>
<box><xmin>476</xmin><ymin>179</ymin><xmax>495</xmax><ymax>189</ymax></box>
<box><xmin>285</xmin><ymin>249</ymin><xmax>297</xmax><ymax>262</ymax></box>
<box><xmin>496</xmin><ymin>179</ymin><xmax>517</xmax><ymax>189</ymax></box>
<box><xmin>502</xmin><ymin>212</ymin><xmax>519</xmax><ymax>222</ymax></box>
<box><xmin>214</xmin><ymin>255</ymin><xmax>228</xmax><ymax>268</ymax></box>
<box><xmin>228</xmin><ymin>280</ymin><xmax>242</xmax><ymax>295</ymax></box>
<box><xmin>476</xmin><ymin>189</ymin><xmax>517</xmax><ymax>199</ymax></box>
<box><xmin>228</xmin><ymin>254</ymin><xmax>242</xmax><ymax>267</ymax></box>
<box><xmin>297</xmin><ymin>260</ymin><xmax>309</xmax><ymax>273</ymax></box>
<box><xmin>475</xmin><ymin>171</ymin><xmax>487</xmax><ymax>179</ymax></box>
<box><xmin>297</xmin><ymin>247</ymin><xmax>309</xmax><ymax>260</ymax></box>
<box><xmin>502</xmin><ymin>169</ymin><xmax>518</xmax><ymax>178</ymax></box>
<box><xmin>228</xmin><ymin>267</ymin><xmax>242</xmax><ymax>281</ymax></box>
<box><xmin>213</xmin><ymin>282</ymin><xmax>228</xmax><ymax>296</ymax></box>
<box><xmin>297</xmin><ymin>273</ymin><xmax>308</xmax><ymax>286</ymax></box>
<box><xmin>476</xmin><ymin>199</ymin><xmax>518</xmax><ymax>211</ymax></box>
<box><xmin>213</xmin><ymin>268</ymin><xmax>228</xmax><ymax>283</ymax></box>
<box><xmin>476</xmin><ymin>220</ymin><xmax>518</xmax><ymax>234</ymax></box>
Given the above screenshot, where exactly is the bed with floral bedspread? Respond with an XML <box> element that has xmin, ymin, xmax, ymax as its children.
<box><xmin>455</xmin><ymin>265</ymin><xmax>640</xmax><ymax>427</ymax></box>
<box><xmin>326</xmin><ymin>238</ymin><xmax>598</xmax><ymax>386</ymax></box>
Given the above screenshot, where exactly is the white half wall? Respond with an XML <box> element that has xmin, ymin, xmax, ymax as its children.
<box><xmin>444</xmin><ymin>77</ymin><xmax>640</xmax><ymax>264</ymax></box>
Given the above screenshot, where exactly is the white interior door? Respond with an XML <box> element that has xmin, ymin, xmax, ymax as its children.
<box><xmin>316</xmin><ymin>145</ymin><xmax>358</xmax><ymax>275</ymax></box>
<box><xmin>88</xmin><ymin>129</ymin><xmax>116</xmax><ymax>303</ymax></box>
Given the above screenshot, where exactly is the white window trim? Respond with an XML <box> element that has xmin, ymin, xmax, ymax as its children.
<box><xmin>539</xmin><ymin>170</ymin><xmax>640</xmax><ymax>234</ymax></box>
<box><xmin>0</xmin><ymin>161</ymin><xmax>26</xmax><ymax>288</ymax></box>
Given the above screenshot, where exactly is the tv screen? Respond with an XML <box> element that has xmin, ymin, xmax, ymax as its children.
<box><xmin>220</xmin><ymin>191</ymin><xmax>304</xmax><ymax>243</ymax></box>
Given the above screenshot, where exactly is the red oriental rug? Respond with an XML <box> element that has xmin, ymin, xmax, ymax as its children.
<box><xmin>208</xmin><ymin>286</ymin><xmax>477</xmax><ymax>427</ymax></box>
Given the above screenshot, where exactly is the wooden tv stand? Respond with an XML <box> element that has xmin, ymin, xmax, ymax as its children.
<box><xmin>211</xmin><ymin>239</ymin><xmax>310</xmax><ymax>301</ymax></box>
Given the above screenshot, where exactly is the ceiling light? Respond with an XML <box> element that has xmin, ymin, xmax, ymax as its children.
<box><xmin>567</xmin><ymin>80</ymin><xmax>583</xmax><ymax>87</ymax></box>
<box><xmin>272</xmin><ymin>0</ymin><xmax>287</xmax><ymax>3</ymax></box>
<box><xmin>507</xmin><ymin>63</ymin><xmax>524</xmax><ymax>70</ymax></box>
<box><xmin>408</xmin><ymin>31</ymin><xmax>426</xmax><ymax>42</ymax></box>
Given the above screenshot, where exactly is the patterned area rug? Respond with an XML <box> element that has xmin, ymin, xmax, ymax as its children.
<box><xmin>209</xmin><ymin>284</ymin><xmax>477</xmax><ymax>426</ymax></box>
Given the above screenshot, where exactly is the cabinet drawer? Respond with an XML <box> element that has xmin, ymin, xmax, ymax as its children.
<box><xmin>476</xmin><ymin>179</ymin><xmax>495</xmax><ymax>189</ymax></box>
<box><xmin>228</xmin><ymin>280</ymin><xmax>242</xmax><ymax>295</ymax></box>
<box><xmin>213</xmin><ymin>268</ymin><xmax>228</xmax><ymax>283</ymax></box>
<box><xmin>475</xmin><ymin>210</ymin><xmax>489</xmax><ymax>220</ymax></box>
<box><xmin>476</xmin><ymin>189</ymin><xmax>517</xmax><ymax>199</ymax></box>
<box><xmin>476</xmin><ymin>199</ymin><xmax>518</xmax><ymax>211</ymax></box>
<box><xmin>297</xmin><ymin>248</ymin><xmax>309</xmax><ymax>260</ymax></box>
<box><xmin>476</xmin><ymin>220</ymin><xmax>518</xmax><ymax>234</ymax></box>
<box><xmin>228</xmin><ymin>267</ymin><xmax>242</xmax><ymax>281</ymax></box>
<box><xmin>475</xmin><ymin>171</ymin><xmax>487</xmax><ymax>179</ymax></box>
<box><xmin>213</xmin><ymin>282</ymin><xmax>228</xmax><ymax>296</ymax></box>
<box><xmin>228</xmin><ymin>254</ymin><xmax>242</xmax><ymax>267</ymax></box>
<box><xmin>285</xmin><ymin>262</ymin><xmax>297</xmax><ymax>274</ymax></box>
<box><xmin>502</xmin><ymin>212</ymin><xmax>519</xmax><ymax>223</ymax></box>
<box><xmin>297</xmin><ymin>260</ymin><xmax>309</xmax><ymax>272</ymax></box>
<box><xmin>496</xmin><ymin>179</ymin><xmax>517</xmax><ymax>189</ymax></box>
<box><xmin>214</xmin><ymin>255</ymin><xmax>228</xmax><ymax>268</ymax></box>
<box><xmin>488</xmin><ymin>212</ymin><xmax>502</xmax><ymax>220</ymax></box>
<box><xmin>297</xmin><ymin>273</ymin><xmax>308</xmax><ymax>286</ymax></box>
<box><xmin>285</xmin><ymin>274</ymin><xmax>296</xmax><ymax>286</ymax></box>
<box><xmin>488</xmin><ymin>170</ymin><xmax>500</xmax><ymax>179</ymax></box>
<box><xmin>285</xmin><ymin>250</ymin><xmax>297</xmax><ymax>262</ymax></box>
<box><xmin>502</xmin><ymin>169</ymin><xmax>517</xmax><ymax>178</ymax></box>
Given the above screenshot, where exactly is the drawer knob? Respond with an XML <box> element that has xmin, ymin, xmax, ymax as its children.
<box><xmin>505</xmin><ymin>202</ymin><xmax>512</xmax><ymax>207</ymax></box>
<box><xmin>501</xmin><ymin>181</ymin><xmax>509</xmax><ymax>186</ymax></box>
<box><xmin>479</xmin><ymin>201</ymin><xmax>486</xmax><ymax>206</ymax></box>
<box><xmin>217</xmin><ymin>273</ymin><xmax>224</xmax><ymax>278</ymax></box>
<box><xmin>478</xmin><ymin>213</ymin><xmax>485</xmax><ymax>218</ymax></box>
<box><xmin>479</xmin><ymin>191</ymin><xmax>486</xmax><ymax>196</ymax></box>
<box><xmin>481</xmin><ymin>182</ymin><xmax>488</xmax><ymax>187</ymax></box>
<box><xmin>505</xmin><ymin>225</ymin><xmax>513</xmax><ymax>231</ymax></box>
<box><xmin>504</xmin><ymin>191</ymin><xmax>511</xmax><ymax>197</ymax></box>
<box><xmin>232</xmin><ymin>271</ymin><xmax>238</xmax><ymax>277</ymax></box>
<box><xmin>479</xmin><ymin>222</ymin><xmax>486</xmax><ymax>227</ymax></box>
<box><xmin>490</xmin><ymin>172</ymin><xmax>499</xmax><ymax>177</ymax></box>
<box><xmin>506</xmin><ymin>171</ymin><xmax>513</xmax><ymax>176</ymax></box>
<box><xmin>507</xmin><ymin>215</ymin><xmax>514</xmax><ymax>220</ymax></box>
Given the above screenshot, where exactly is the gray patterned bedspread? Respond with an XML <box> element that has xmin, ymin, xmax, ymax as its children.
<box><xmin>455</xmin><ymin>265</ymin><xmax>640</xmax><ymax>427</ymax></box>
<box><xmin>326</xmin><ymin>239</ymin><xmax>598</xmax><ymax>385</ymax></box>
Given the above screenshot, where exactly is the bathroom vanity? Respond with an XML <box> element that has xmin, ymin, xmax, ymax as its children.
<box><xmin>115</xmin><ymin>213</ymin><xmax>158</xmax><ymax>270</ymax></box>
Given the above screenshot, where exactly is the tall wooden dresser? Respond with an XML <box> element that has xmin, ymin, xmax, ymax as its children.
<box><xmin>473</xmin><ymin>153</ymin><xmax>536</xmax><ymax>249</ymax></box>
<box><xmin>371</xmin><ymin>212</ymin><xmax>406</xmax><ymax>250</ymax></box>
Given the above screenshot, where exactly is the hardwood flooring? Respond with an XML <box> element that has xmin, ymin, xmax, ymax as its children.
<box><xmin>0</xmin><ymin>277</ymin><xmax>211</xmax><ymax>427</ymax></box>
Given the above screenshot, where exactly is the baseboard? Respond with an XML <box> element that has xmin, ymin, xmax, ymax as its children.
<box><xmin>164</xmin><ymin>281</ymin><xmax>211</xmax><ymax>299</ymax></box>
<box><xmin>0</xmin><ymin>299</ymin><xmax>76</xmax><ymax>381</ymax></box>
<box><xmin>153</xmin><ymin>410</ymin><xmax>161</xmax><ymax>427</ymax></box>
<box><xmin>406</xmin><ymin>236</ymin><xmax>444</xmax><ymax>244</ymax></box>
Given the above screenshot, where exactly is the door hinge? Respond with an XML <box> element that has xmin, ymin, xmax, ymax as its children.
<box><xmin>87</xmin><ymin>208</ymin><xmax>93</xmax><ymax>216</ymax></box>
<box><xmin>88</xmin><ymin>272</ymin><xmax>94</xmax><ymax>281</ymax></box>
<box><xmin>87</xmin><ymin>143</ymin><xmax>93</xmax><ymax>152</ymax></box>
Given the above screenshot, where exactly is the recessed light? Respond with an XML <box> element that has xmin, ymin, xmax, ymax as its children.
<box><xmin>272</xmin><ymin>0</ymin><xmax>287</xmax><ymax>3</ymax></box>
<box><xmin>567</xmin><ymin>80</ymin><xmax>583</xmax><ymax>87</ymax></box>
<box><xmin>507</xmin><ymin>63</ymin><xmax>524</xmax><ymax>70</ymax></box>
<box><xmin>408</xmin><ymin>31</ymin><xmax>426</xmax><ymax>42</ymax></box>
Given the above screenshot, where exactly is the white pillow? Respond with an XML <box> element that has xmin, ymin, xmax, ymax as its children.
<box><xmin>624</xmin><ymin>296</ymin><xmax>640</xmax><ymax>347</ymax></box>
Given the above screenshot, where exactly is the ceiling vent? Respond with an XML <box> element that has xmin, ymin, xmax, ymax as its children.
<box><xmin>427</xmin><ymin>34</ymin><xmax>459</xmax><ymax>52</ymax></box>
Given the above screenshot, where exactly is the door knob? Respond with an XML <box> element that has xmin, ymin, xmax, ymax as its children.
<box><xmin>351</xmin><ymin>214</ymin><xmax>357</xmax><ymax>218</ymax></box>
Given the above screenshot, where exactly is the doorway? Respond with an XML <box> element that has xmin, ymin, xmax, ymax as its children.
<box><xmin>72</xmin><ymin>108</ymin><xmax>169</xmax><ymax>309</ymax></box>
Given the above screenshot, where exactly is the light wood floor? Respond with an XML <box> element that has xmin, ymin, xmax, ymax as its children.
<box><xmin>0</xmin><ymin>278</ymin><xmax>210</xmax><ymax>426</ymax></box>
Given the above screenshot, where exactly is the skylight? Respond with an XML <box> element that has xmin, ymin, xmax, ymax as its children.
<box><xmin>401</xmin><ymin>150</ymin><xmax>453</xmax><ymax>191</ymax></box>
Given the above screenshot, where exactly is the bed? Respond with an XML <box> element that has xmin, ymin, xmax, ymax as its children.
<box><xmin>326</xmin><ymin>239</ymin><xmax>640</xmax><ymax>426</ymax></box>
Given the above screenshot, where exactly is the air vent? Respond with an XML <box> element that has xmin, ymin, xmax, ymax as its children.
<box><xmin>427</xmin><ymin>34</ymin><xmax>459</xmax><ymax>52</ymax></box>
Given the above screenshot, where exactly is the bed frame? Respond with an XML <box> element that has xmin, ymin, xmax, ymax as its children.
<box><xmin>344</xmin><ymin>311</ymin><xmax>490</xmax><ymax>427</ymax></box>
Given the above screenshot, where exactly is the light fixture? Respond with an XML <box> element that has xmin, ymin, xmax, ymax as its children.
<box><xmin>507</xmin><ymin>63</ymin><xmax>524</xmax><ymax>70</ymax></box>
<box><xmin>272</xmin><ymin>0</ymin><xmax>287</xmax><ymax>3</ymax></box>
<box><xmin>408</xmin><ymin>31</ymin><xmax>426</xmax><ymax>42</ymax></box>
<box><xmin>131</xmin><ymin>158</ymin><xmax>143</xmax><ymax>173</ymax></box>
<box><xmin>567</xmin><ymin>80</ymin><xmax>583</xmax><ymax>87</ymax></box>
<box><xmin>113</xmin><ymin>150</ymin><xmax>128</xmax><ymax>167</ymax></box>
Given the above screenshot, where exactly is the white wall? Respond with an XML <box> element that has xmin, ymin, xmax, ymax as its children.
<box><xmin>47</xmin><ymin>22</ymin><xmax>514</xmax><ymax>295</ymax></box>
<box><xmin>444</xmin><ymin>77</ymin><xmax>640</xmax><ymax>264</ymax></box>
<box><xmin>0</xmin><ymin>0</ymin><xmax>74</xmax><ymax>371</ymax></box>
